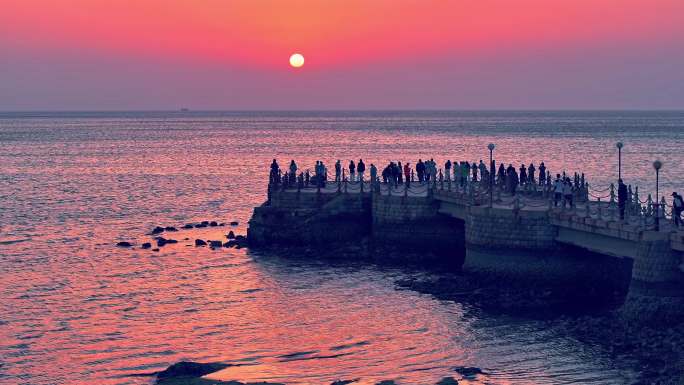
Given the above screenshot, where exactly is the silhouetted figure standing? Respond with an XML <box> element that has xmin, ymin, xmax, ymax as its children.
<box><xmin>335</xmin><ymin>160</ymin><xmax>341</xmax><ymax>182</ymax></box>
<box><xmin>563</xmin><ymin>178</ymin><xmax>573</xmax><ymax>208</ymax></box>
<box><xmin>416</xmin><ymin>159</ymin><xmax>425</xmax><ymax>183</ymax></box>
<box><xmin>519</xmin><ymin>164</ymin><xmax>527</xmax><ymax>185</ymax></box>
<box><xmin>672</xmin><ymin>192</ymin><xmax>683</xmax><ymax>227</ymax></box>
<box><xmin>349</xmin><ymin>160</ymin><xmax>356</xmax><ymax>181</ymax></box>
<box><xmin>370</xmin><ymin>163</ymin><xmax>377</xmax><ymax>184</ymax></box>
<box><xmin>445</xmin><ymin>160</ymin><xmax>452</xmax><ymax>180</ymax></box>
<box><xmin>505</xmin><ymin>164</ymin><xmax>516</xmax><ymax>194</ymax></box>
<box><xmin>472</xmin><ymin>162</ymin><xmax>478</xmax><ymax>182</ymax></box>
<box><xmin>528</xmin><ymin>163</ymin><xmax>536</xmax><ymax>185</ymax></box>
<box><xmin>357</xmin><ymin>159</ymin><xmax>366</xmax><ymax>181</ymax></box>
<box><xmin>497</xmin><ymin>163</ymin><xmax>506</xmax><ymax>186</ymax></box>
<box><xmin>404</xmin><ymin>163</ymin><xmax>411</xmax><ymax>187</ymax></box>
<box><xmin>538</xmin><ymin>162</ymin><xmax>546</xmax><ymax>185</ymax></box>
<box><xmin>553</xmin><ymin>174</ymin><xmax>563</xmax><ymax>207</ymax></box>
<box><xmin>270</xmin><ymin>159</ymin><xmax>280</xmax><ymax>185</ymax></box>
<box><xmin>618</xmin><ymin>179</ymin><xmax>628</xmax><ymax>220</ymax></box>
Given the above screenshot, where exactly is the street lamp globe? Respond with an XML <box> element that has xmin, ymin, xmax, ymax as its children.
<box><xmin>488</xmin><ymin>143</ymin><xmax>495</xmax><ymax>151</ymax></box>
<box><xmin>653</xmin><ymin>160</ymin><xmax>663</xmax><ymax>171</ymax></box>
<box><xmin>616</xmin><ymin>142</ymin><xmax>623</xmax><ymax>149</ymax></box>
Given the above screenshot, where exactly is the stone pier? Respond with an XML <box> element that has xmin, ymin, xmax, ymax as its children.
<box><xmin>249</xmin><ymin>180</ymin><xmax>684</xmax><ymax>300</ymax></box>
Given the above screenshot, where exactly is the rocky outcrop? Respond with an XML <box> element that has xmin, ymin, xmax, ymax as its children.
<box><xmin>248</xmin><ymin>192</ymin><xmax>371</xmax><ymax>248</ymax></box>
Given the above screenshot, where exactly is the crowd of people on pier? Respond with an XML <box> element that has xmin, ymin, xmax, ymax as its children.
<box><xmin>269</xmin><ymin>158</ymin><xmax>684</xmax><ymax>227</ymax></box>
<box><xmin>269</xmin><ymin>157</ymin><xmax>584</xmax><ymax>199</ymax></box>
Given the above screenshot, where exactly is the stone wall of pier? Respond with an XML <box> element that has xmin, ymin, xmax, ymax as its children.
<box><xmin>465</xmin><ymin>206</ymin><xmax>557</xmax><ymax>250</ymax></box>
<box><xmin>248</xmin><ymin>191</ymin><xmax>372</xmax><ymax>247</ymax></box>
<box><xmin>632</xmin><ymin>231</ymin><xmax>684</xmax><ymax>284</ymax></box>
<box><xmin>371</xmin><ymin>194</ymin><xmax>465</xmax><ymax>264</ymax></box>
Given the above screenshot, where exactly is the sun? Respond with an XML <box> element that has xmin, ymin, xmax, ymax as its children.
<box><xmin>289</xmin><ymin>53</ymin><xmax>304</xmax><ymax>68</ymax></box>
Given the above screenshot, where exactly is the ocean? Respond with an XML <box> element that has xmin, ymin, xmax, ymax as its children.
<box><xmin>1</xmin><ymin>110</ymin><xmax>683</xmax><ymax>385</ymax></box>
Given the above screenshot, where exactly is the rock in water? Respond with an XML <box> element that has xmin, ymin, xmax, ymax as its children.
<box><xmin>182</xmin><ymin>224</ymin><xmax>194</xmax><ymax>229</ymax></box>
<box><xmin>331</xmin><ymin>380</ymin><xmax>359</xmax><ymax>385</ymax></box>
<box><xmin>210</xmin><ymin>221</ymin><xmax>218</xmax><ymax>227</ymax></box>
<box><xmin>435</xmin><ymin>377</ymin><xmax>459</xmax><ymax>385</ymax></box>
<box><xmin>151</xmin><ymin>226</ymin><xmax>165</xmax><ymax>235</ymax></box>
<box><xmin>230</xmin><ymin>221</ymin><xmax>239</xmax><ymax>226</ymax></box>
<box><xmin>156</xmin><ymin>361</ymin><xmax>230</xmax><ymax>380</ymax></box>
<box><xmin>226</xmin><ymin>231</ymin><xmax>235</xmax><ymax>239</ymax></box>
<box><xmin>453</xmin><ymin>366</ymin><xmax>485</xmax><ymax>378</ymax></box>
<box><xmin>194</xmin><ymin>239</ymin><xmax>207</xmax><ymax>247</ymax></box>
<box><xmin>141</xmin><ymin>242</ymin><xmax>152</xmax><ymax>249</ymax></box>
<box><xmin>156</xmin><ymin>237</ymin><xmax>172</xmax><ymax>247</ymax></box>
<box><xmin>209</xmin><ymin>240</ymin><xmax>223</xmax><ymax>248</ymax></box>
<box><xmin>164</xmin><ymin>226</ymin><xmax>178</xmax><ymax>232</ymax></box>
<box><xmin>116</xmin><ymin>241</ymin><xmax>133</xmax><ymax>247</ymax></box>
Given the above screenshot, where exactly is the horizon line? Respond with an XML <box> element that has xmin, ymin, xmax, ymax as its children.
<box><xmin>2</xmin><ymin>108</ymin><xmax>684</xmax><ymax>113</ymax></box>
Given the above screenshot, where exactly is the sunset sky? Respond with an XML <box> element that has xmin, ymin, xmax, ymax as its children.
<box><xmin>1</xmin><ymin>0</ymin><xmax>683</xmax><ymax>110</ymax></box>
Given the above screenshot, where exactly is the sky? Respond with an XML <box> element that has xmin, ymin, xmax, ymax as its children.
<box><xmin>1</xmin><ymin>0</ymin><xmax>683</xmax><ymax>110</ymax></box>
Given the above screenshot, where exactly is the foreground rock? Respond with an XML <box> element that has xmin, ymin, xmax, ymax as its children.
<box><xmin>153</xmin><ymin>361</ymin><xmax>463</xmax><ymax>385</ymax></box>
<box><xmin>116</xmin><ymin>241</ymin><xmax>133</xmax><ymax>247</ymax></box>
<box><xmin>154</xmin><ymin>361</ymin><xmax>284</xmax><ymax>385</ymax></box>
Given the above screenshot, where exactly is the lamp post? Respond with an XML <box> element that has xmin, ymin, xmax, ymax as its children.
<box><xmin>616</xmin><ymin>142</ymin><xmax>623</xmax><ymax>181</ymax></box>
<box><xmin>653</xmin><ymin>160</ymin><xmax>662</xmax><ymax>231</ymax></box>
<box><xmin>488</xmin><ymin>143</ymin><xmax>495</xmax><ymax>208</ymax></box>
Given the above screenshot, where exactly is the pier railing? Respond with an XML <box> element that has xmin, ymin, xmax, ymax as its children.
<box><xmin>267</xmin><ymin>169</ymin><xmax>681</xmax><ymax>232</ymax></box>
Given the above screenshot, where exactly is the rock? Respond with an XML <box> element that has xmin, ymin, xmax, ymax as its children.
<box><xmin>453</xmin><ymin>366</ymin><xmax>485</xmax><ymax>378</ymax></box>
<box><xmin>164</xmin><ymin>226</ymin><xmax>178</xmax><ymax>232</ymax></box>
<box><xmin>195</xmin><ymin>239</ymin><xmax>207</xmax><ymax>246</ymax></box>
<box><xmin>195</xmin><ymin>223</ymin><xmax>208</xmax><ymax>228</ymax></box>
<box><xmin>376</xmin><ymin>381</ymin><xmax>398</xmax><ymax>385</ymax></box>
<box><xmin>182</xmin><ymin>224</ymin><xmax>194</xmax><ymax>229</ymax></box>
<box><xmin>230</xmin><ymin>221</ymin><xmax>239</xmax><ymax>226</ymax></box>
<box><xmin>156</xmin><ymin>237</ymin><xmax>177</xmax><ymax>247</ymax></box>
<box><xmin>151</xmin><ymin>226</ymin><xmax>165</xmax><ymax>235</ymax></box>
<box><xmin>210</xmin><ymin>221</ymin><xmax>218</xmax><ymax>227</ymax></box>
<box><xmin>201</xmin><ymin>221</ymin><xmax>209</xmax><ymax>226</ymax></box>
<box><xmin>116</xmin><ymin>241</ymin><xmax>133</xmax><ymax>247</ymax></box>
<box><xmin>156</xmin><ymin>361</ymin><xmax>230</xmax><ymax>380</ymax></box>
<box><xmin>219</xmin><ymin>223</ymin><xmax>226</xmax><ymax>226</ymax></box>
<box><xmin>235</xmin><ymin>235</ymin><xmax>247</xmax><ymax>241</ymax></box>
<box><xmin>331</xmin><ymin>380</ymin><xmax>358</xmax><ymax>385</ymax></box>
<box><xmin>226</xmin><ymin>231</ymin><xmax>236</xmax><ymax>239</ymax></box>
<box><xmin>209</xmin><ymin>240</ymin><xmax>223</xmax><ymax>248</ymax></box>
<box><xmin>224</xmin><ymin>240</ymin><xmax>237</xmax><ymax>248</ymax></box>
<box><xmin>141</xmin><ymin>242</ymin><xmax>152</xmax><ymax>249</ymax></box>
<box><xmin>435</xmin><ymin>377</ymin><xmax>459</xmax><ymax>385</ymax></box>
<box><xmin>152</xmin><ymin>248</ymin><xmax>160</xmax><ymax>252</ymax></box>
